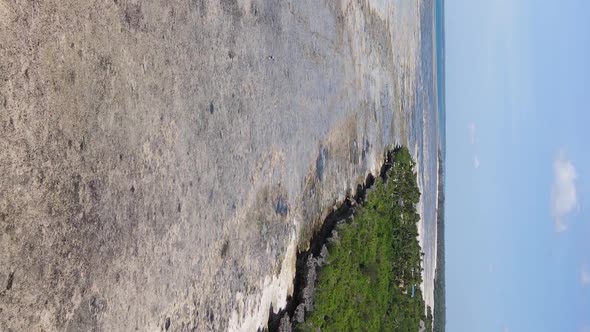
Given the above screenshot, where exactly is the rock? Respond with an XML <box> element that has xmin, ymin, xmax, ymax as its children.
<box><xmin>278</xmin><ymin>315</ymin><xmax>292</xmax><ymax>332</ymax></box>
<box><xmin>316</xmin><ymin>245</ymin><xmax>329</xmax><ymax>267</ymax></box>
<box><xmin>294</xmin><ymin>304</ymin><xmax>305</xmax><ymax>323</ymax></box>
<box><xmin>302</xmin><ymin>255</ymin><xmax>316</xmax><ymax>311</ymax></box>
<box><xmin>328</xmin><ymin>230</ymin><xmax>340</xmax><ymax>245</ymax></box>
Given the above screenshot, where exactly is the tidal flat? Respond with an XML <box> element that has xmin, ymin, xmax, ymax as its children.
<box><xmin>0</xmin><ymin>0</ymin><xmax>436</xmax><ymax>331</ymax></box>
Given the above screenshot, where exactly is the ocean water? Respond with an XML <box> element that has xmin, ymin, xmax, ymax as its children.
<box><xmin>436</xmin><ymin>0</ymin><xmax>446</xmax><ymax>159</ymax></box>
<box><xmin>407</xmin><ymin>0</ymin><xmax>444</xmax><ymax>310</ymax></box>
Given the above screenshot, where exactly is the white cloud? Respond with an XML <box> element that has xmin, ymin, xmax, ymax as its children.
<box><xmin>581</xmin><ymin>264</ymin><xmax>590</xmax><ymax>287</ymax></box>
<box><xmin>468</xmin><ymin>123</ymin><xmax>480</xmax><ymax>170</ymax></box>
<box><xmin>551</xmin><ymin>154</ymin><xmax>578</xmax><ymax>232</ymax></box>
<box><xmin>468</xmin><ymin>123</ymin><xmax>477</xmax><ymax>145</ymax></box>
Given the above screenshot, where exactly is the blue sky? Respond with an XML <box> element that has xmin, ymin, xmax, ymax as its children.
<box><xmin>446</xmin><ymin>1</ymin><xmax>590</xmax><ymax>331</ymax></box>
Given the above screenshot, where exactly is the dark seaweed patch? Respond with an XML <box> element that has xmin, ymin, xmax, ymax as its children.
<box><xmin>315</xmin><ymin>147</ymin><xmax>328</xmax><ymax>181</ymax></box>
<box><xmin>275</xmin><ymin>197</ymin><xmax>288</xmax><ymax>216</ymax></box>
<box><xmin>165</xmin><ymin>317</ymin><xmax>171</xmax><ymax>330</ymax></box>
<box><xmin>6</xmin><ymin>272</ymin><xmax>14</xmax><ymax>290</ymax></box>
<box><xmin>220</xmin><ymin>240</ymin><xmax>229</xmax><ymax>257</ymax></box>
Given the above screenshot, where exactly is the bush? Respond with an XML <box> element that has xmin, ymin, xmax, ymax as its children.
<box><xmin>300</xmin><ymin>147</ymin><xmax>432</xmax><ymax>332</ymax></box>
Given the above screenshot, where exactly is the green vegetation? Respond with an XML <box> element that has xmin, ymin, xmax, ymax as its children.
<box><xmin>299</xmin><ymin>147</ymin><xmax>432</xmax><ymax>332</ymax></box>
<box><xmin>433</xmin><ymin>149</ymin><xmax>446</xmax><ymax>332</ymax></box>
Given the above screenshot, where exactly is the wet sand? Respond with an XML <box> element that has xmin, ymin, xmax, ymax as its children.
<box><xmin>0</xmin><ymin>0</ymin><xmax>428</xmax><ymax>330</ymax></box>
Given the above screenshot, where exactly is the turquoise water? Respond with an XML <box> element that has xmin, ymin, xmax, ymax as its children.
<box><xmin>406</xmin><ymin>0</ymin><xmax>445</xmax><ymax>306</ymax></box>
<box><xmin>405</xmin><ymin>0</ymin><xmax>442</xmax><ymax>306</ymax></box>
<box><xmin>435</xmin><ymin>0</ymin><xmax>446</xmax><ymax>159</ymax></box>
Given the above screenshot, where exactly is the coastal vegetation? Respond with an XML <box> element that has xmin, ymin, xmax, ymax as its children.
<box><xmin>433</xmin><ymin>149</ymin><xmax>446</xmax><ymax>332</ymax></box>
<box><xmin>298</xmin><ymin>147</ymin><xmax>433</xmax><ymax>331</ymax></box>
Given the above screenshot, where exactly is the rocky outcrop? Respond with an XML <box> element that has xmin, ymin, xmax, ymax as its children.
<box><xmin>278</xmin><ymin>315</ymin><xmax>292</xmax><ymax>332</ymax></box>
<box><xmin>267</xmin><ymin>151</ymin><xmax>399</xmax><ymax>331</ymax></box>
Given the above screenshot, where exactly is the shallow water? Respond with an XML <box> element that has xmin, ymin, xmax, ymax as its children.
<box><xmin>0</xmin><ymin>0</ymin><xmax>437</xmax><ymax>331</ymax></box>
<box><xmin>409</xmin><ymin>0</ymin><xmax>440</xmax><ymax>312</ymax></box>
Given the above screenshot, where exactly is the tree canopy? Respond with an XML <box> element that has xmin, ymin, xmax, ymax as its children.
<box><xmin>299</xmin><ymin>147</ymin><xmax>433</xmax><ymax>332</ymax></box>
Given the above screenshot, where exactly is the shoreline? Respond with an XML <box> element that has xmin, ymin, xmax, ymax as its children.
<box><xmin>0</xmin><ymin>0</ymin><xmax>430</xmax><ymax>330</ymax></box>
<box><xmin>265</xmin><ymin>148</ymin><xmax>421</xmax><ymax>331</ymax></box>
<box><xmin>228</xmin><ymin>148</ymin><xmax>391</xmax><ymax>331</ymax></box>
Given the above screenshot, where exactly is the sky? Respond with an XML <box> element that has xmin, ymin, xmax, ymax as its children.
<box><xmin>446</xmin><ymin>1</ymin><xmax>590</xmax><ymax>331</ymax></box>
